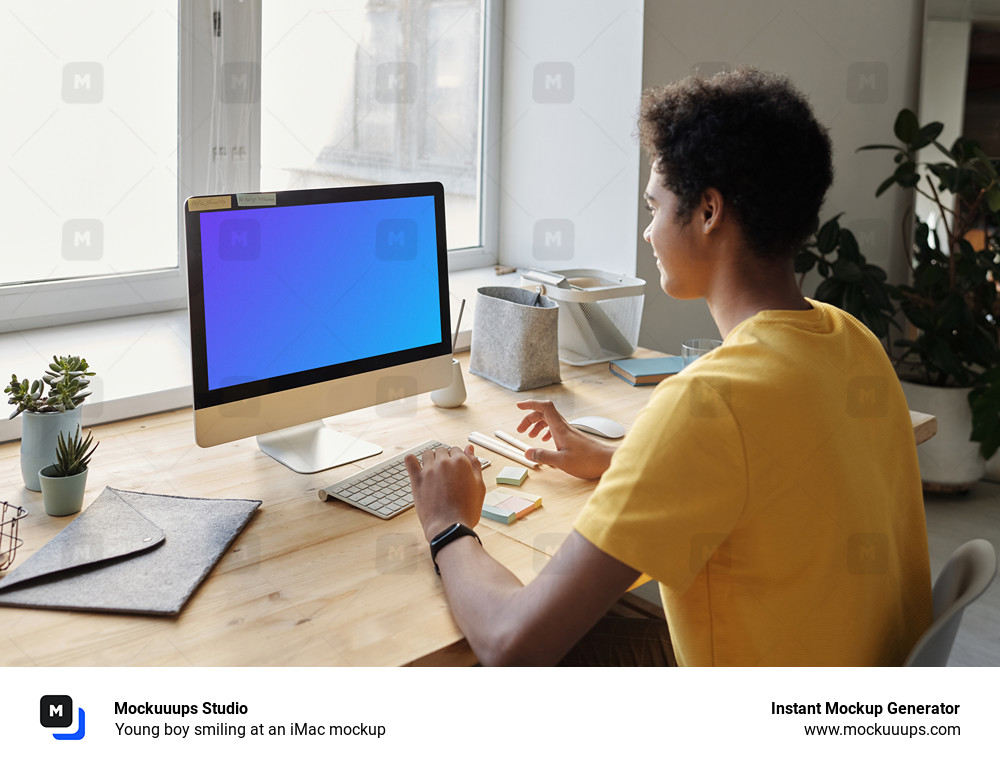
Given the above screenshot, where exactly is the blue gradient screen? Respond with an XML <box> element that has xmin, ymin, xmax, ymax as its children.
<box><xmin>198</xmin><ymin>196</ymin><xmax>442</xmax><ymax>391</ymax></box>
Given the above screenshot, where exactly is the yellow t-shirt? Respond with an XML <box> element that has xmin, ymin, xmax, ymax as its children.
<box><xmin>575</xmin><ymin>301</ymin><xmax>932</xmax><ymax>666</ymax></box>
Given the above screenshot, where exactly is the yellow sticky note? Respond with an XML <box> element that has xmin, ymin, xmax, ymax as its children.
<box><xmin>188</xmin><ymin>195</ymin><xmax>232</xmax><ymax>211</ymax></box>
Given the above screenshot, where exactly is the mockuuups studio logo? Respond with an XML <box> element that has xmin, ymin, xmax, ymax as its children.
<box><xmin>376</xmin><ymin>62</ymin><xmax>417</xmax><ymax>103</ymax></box>
<box><xmin>533</xmin><ymin>62</ymin><xmax>574</xmax><ymax>103</ymax></box>
<box><xmin>532</xmin><ymin>219</ymin><xmax>574</xmax><ymax>260</ymax></box>
<box><xmin>847</xmin><ymin>533</ymin><xmax>888</xmax><ymax>575</ymax></box>
<box><xmin>848</xmin><ymin>218</ymin><xmax>888</xmax><ymax>262</ymax></box>
<box><xmin>223</xmin><ymin>61</ymin><xmax>260</xmax><ymax>104</ymax></box>
<box><xmin>375</xmin><ymin>533</ymin><xmax>419</xmax><ymax>574</ymax></box>
<box><xmin>846</xmin><ymin>62</ymin><xmax>888</xmax><ymax>103</ymax></box>
<box><xmin>847</xmin><ymin>376</ymin><xmax>888</xmax><ymax>418</ymax></box>
<box><xmin>62</xmin><ymin>63</ymin><xmax>103</xmax><ymax>103</ymax></box>
<box><xmin>219</xmin><ymin>219</ymin><xmax>261</xmax><ymax>261</ymax></box>
<box><xmin>40</xmin><ymin>695</ymin><xmax>86</xmax><ymax>740</ymax></box>
<box><xmin>376</xmin><ymin>375</ymin><xmax>418</xmax><ymax>417</ymax></box>
<box><xmin>376</xmin><ymin>218</ymin><xmax>417</xmax><ymax>260</ymax></box>
<box><xmin>62</xmin><ymin>220</ymin><xmax>103</xmax><ymax>260</ymax></box>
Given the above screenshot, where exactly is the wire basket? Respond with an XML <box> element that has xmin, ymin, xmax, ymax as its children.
<box><xmin>520</xmin><ymin>269</ymin><xmax>646</xmax><ymax>365</ymax></box>
<box><xmin>0</xmin><ymin>501</ymin><xmax>28</xmax><ymax>573</ymax></box>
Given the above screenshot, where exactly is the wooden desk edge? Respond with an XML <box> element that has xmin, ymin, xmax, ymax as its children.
<box><xmin>404</xmin><ymin>638</ymin><xmax>477</xmax><ymax>667</ymax></box>
<box><xmin>910</xmin><ymin>411</ymin><xmax>936</xmax><ymax>446</ymax></box>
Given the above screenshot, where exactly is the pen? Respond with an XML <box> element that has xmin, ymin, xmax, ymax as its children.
<box><xmin>452</xmin><ymin>297</ymin><xmax>466</xmax><ymax>352</ymax></box>
<box><xmin>468</xmin><ymin>432</ymin><xmax>540</xmax><ymax>469</ymax></box>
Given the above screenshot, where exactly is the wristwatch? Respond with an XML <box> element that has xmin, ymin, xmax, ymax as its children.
<box><xmin>429</xmin><ymin>523</ymin><xmax>481</xmax><ymax>574</ymax></box>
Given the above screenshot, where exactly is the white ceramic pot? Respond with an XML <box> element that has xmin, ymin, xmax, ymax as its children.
<box><xmin>986</xmin><ymin>452</ymin><xmax>1000</xmax><ymax>484</ymax></box>
<box><xmin>900</xmin><ymin>380</ymin><xmax>985</xmax><ymax>492</ymax></box>
<box><xmin>430</xmin><ymin>358</ymin><xmax>467</xmax><ymax>408</ymax></box>
<box><xmin>19</xmin><ymin>409</ymin><xmax>83</xmax><ymax>492</ymax></box>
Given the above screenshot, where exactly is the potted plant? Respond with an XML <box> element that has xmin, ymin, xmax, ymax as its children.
<box><xmin>794</xmin><ymin>212</ymin><xmax>898</xmax><ymax>341</ymax></box>
<box><xmin>859</xmin><ymin>109</ymin><xmax>1000</xmax><ymax>490</ymax></box>
<box><xmin>38</xmin><ymin>425</ymin><xmax>99</xmax><ymax>517</ymax></box>
<box><xmin>4</xmin><ymin>355</ymin><xmax>96</xmax><ymax>492</ymax></box>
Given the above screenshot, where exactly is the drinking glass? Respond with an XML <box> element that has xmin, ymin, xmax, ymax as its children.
<box><xmin>681</xmin><ymin>338</ymin><xmax>722</xmax><ymax>367</ymax></box>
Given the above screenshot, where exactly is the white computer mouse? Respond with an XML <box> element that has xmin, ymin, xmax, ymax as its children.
<box><xmin>569</xmin><ymin>415</ymin><xmax>627</xmax><ymax>439</ymax></box>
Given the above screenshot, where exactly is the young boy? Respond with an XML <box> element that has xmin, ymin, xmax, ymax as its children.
<box><xmin>405</xmin><ymin>68</ymin><xmax>932</xmax><ymax>666</ymax></box>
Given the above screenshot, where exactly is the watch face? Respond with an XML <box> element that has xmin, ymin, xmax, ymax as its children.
<box><xmin>431</xmin><ymin>523</ymin><xmax>463</xmax><ymax>545</ymax></box>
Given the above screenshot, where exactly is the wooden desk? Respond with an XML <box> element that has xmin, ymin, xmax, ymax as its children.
<box><xmin>0</xmin><ymin>354</ymin><xmax>936</xmax><ymax>666</ymax></box>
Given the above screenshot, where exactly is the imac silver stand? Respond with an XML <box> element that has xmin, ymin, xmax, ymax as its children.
<box><xmin>256</xmin><ymin>421</ymin><xmax>382</xmax><ymax>474</ymax></box>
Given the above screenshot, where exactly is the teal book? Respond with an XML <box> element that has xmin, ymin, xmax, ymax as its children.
<box><xmin>609</xmin><ymin>356</ymin><xmax>685</xmax><ymax>386</ymax></box>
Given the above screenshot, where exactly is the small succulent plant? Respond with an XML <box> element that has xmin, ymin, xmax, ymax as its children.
<box><xmin>51</xmin><ymin>425</ymin><xmax>99</xmax><ymax>478</ymax></box>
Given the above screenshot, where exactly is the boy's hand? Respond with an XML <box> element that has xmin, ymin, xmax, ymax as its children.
<box><xmin>406</xmin><ymin>445</ymin><xmax>486</xmax><ymax>541</ymax></box>
<box><xmin>515</xmin><ymin>400</ymin><xmax>615</xmax><ymax>480</ymax></box>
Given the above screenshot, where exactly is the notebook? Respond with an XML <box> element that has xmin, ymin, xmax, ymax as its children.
<box><xmin>609</xmin><ymin>356</ymin><xmax>685</xmax><ymax>386</ymax></box>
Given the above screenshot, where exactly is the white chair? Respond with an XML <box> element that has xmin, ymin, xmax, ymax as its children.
<box><xmin>904</xmin><ymin>539</ymin><xmax>997</xmax><ymax>666</ymax></box>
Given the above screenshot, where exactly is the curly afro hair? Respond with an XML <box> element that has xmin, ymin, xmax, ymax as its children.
<box><xmin>639</xmin><ymin>68</ymin><xmax>833</xmax><ymax>260</ymax></box>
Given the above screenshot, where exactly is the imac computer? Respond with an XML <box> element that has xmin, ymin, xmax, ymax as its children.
<box><xmin>183</xmin><ymin>182</ymin><xmax>453</xmax><ymax>473</ymax></box>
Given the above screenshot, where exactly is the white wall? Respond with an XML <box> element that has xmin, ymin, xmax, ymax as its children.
<box><xmin>916</xmin><ymin>19</ymin><xmax>971</xmax><ymax>226</ymax></box>
<box><xmin>636</xmin><ymin>0</ymin><xmax>926</xmax><ymax>354</ymax></box>
<box><xmin>497</xmin><ymin>0</ymin><xmax>645</xmax><ymax>275</ymax></box>
<box><xmin>919</xmin><ymin>19</ymin><xmax>971</xmax><ymax>143</ymax></box>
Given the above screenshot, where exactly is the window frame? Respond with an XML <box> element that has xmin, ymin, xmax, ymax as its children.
<box><xmin>0</xmin><ymin>0</ymin><xmax>502</xmax><ymax>332</ymax></box>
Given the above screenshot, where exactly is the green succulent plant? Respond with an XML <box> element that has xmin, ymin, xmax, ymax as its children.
<box><xmin>4</xmin><ymin>355</ymin><xmax>96</xmax><ymax>419</ymax></box>
<box><xmin>51</xmin><ymin>425</ymin><xmax>99</xmax><ymax>478</ymax></box>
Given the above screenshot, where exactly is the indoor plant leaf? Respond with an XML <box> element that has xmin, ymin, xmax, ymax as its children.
<box><xmin>913</xmin><ymin>121</ymin><xmax>944</xmax><ymax>149</ymax></box>
<box><xmin>893</xmin><ymin>109</ymin><xmax>919</xmax><ymax>144</ymax></box>
<box><xmin>816</xmin><ymin>215</ymin><xmax>842</xmax><ymax>254</ymax></box>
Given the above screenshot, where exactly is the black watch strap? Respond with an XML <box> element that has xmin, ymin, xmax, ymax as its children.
<box><xmin>429</xmin><ymin>523</ymin><xmax>481</xmax><ymax>574</ymax></box>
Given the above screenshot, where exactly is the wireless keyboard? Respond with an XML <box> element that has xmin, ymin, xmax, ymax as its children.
<box><xmin>318</xmin><ymin>440</ymin><xmax>490</xmax><ymax>519</ymax></box>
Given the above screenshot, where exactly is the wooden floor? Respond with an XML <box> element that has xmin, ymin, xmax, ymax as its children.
<box><xmin>630</xmin><ymin>479</ymin><xmax>1000</xmax><ymax>666</ymax></box>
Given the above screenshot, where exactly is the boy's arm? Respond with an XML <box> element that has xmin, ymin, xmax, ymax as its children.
<box><xmin>433</xmin><ymin>529</ymin><xmax>639</xmax><ymax>666</ymax></box>
<box><xmin>406</xmin><ymin>446</ymin><xmax>639</xmax><ymax>666</ymax></box>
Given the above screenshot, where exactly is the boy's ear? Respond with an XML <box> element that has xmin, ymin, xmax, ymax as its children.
<box><xmin>701</xmin><ymin>188</ymin><xmax>724</xmax><ymax>233</ymax></box>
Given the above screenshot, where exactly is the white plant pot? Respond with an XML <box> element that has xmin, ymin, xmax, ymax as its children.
<box><xmin>19</xmin><ymin>409</ymin><xmax>83</xmax><ymax>492</ymax></box>
<box><xmin>986</xmin><ymin>452</ymin><xmax>1000</xmax><ymax>484</ymax></box>
<box><xmin>430</xmin><ymin>358</ymin><xmax>467</xmax><ymax>408</ymax></box>
<box><xmin>899</xmin><ymin>380</ymin><xmax>985</xmax><ymax>492</ymax></box>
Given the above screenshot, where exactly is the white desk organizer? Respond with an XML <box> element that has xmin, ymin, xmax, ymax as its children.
<box><xmin>520</xmin><ymin>269</ymin><xmax>645</xmax><ymax>366</ymax></box>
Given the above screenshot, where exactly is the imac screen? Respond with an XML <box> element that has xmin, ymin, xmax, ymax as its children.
<box><xmin>185</xmin><ymin>182</ymin><xmax>452</xmax><ymax>415</ymax></box>
<box><xmin>196</xmin><ymin>194</ymin><xmax>442</xmax><ymax>392</ymax></box>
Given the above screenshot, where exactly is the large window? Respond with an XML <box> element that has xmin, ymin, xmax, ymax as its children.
<box><xmin>0</xmin><ymin>0</ymin><xmax>499</xmax><ymax>331</ymax></box>
<box><xmin>0</xmin><ymin>1</ymin><xmax>181</xmax><ymax>329</ymax></box>
<box><xmin>261</xmin><ymin>0</ymin><xmax>486</xmax><ymax>252</ymax></box>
